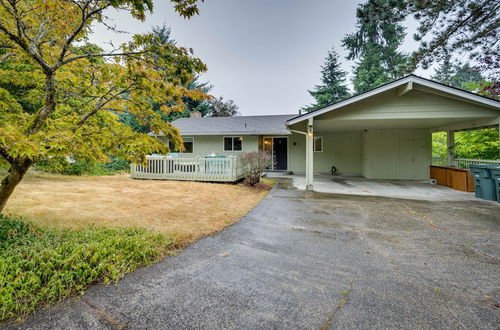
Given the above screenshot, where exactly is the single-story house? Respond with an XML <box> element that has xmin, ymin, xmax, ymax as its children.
<box><xmin>155</xmin><ymin>75</ymin><xmax>500</xmax><ymax>189</ymax></box>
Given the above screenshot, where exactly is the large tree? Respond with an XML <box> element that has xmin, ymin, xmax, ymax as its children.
<box><xmin>369</xmin><ymin>0</ymin><xmax>500</xmax><ymax>70</ymax></box>
<box><xmin>343</xmin><ymin>0</ymin><xmax>408</xmax><ymax>94</ymax></box>
<box><xmin>473</xmin><ymin>54</ymin><xmax>500</xmax><ymax>99</ymax></box>
<box><xmin>0</xmin><ymin>0</ymin><xmax>206</xmax><ymax>212</ymax></box>
<box><xmin>120</xmin><ymin>24</ymin><xmax>213</xmax><ymax>132</ymax></box>
<box><xmin>302</xmin><ymin>48</ymin><xmax>349</xmax><ymax>113</ymax></box>
<box><xmin>207</xmin><ymin>96</ymin><xmax>240</xmax><ymax>117</ymax></box>
<box><xmin>432</xmin><ymin>61</ymin><xmax>484</xmax><ymax>90</ymax></box>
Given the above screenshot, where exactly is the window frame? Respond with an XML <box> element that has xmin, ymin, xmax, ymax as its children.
<box><xmin>168</xmin><ymin>136</ymin><xmax>194</xmax><ymax>154</ymax></box>
<box><xmin>223</xmin><ymin>136</ymin><xmax>244</xmax><ymax>152</ymax></box>
<box><xmin>313</xmin><ymin>136</ymin><xmax>323</xmax><ymax>152</ymax></box>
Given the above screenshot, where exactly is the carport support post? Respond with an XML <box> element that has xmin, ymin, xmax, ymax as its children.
<box><xmin>306</xmin><ymin>118</ymin><xmax>314</xmax><ymax>190</ymax></box>
<box><xmin>446</xmin><ymin>130</ymin><xmax>455</xmax><ymax>167</ymax></box>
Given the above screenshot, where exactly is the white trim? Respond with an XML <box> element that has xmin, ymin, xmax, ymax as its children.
<box><xmin>223</xmin><ymin>136</ymin><xmax>244</xmax><ymax>152</ymax></box>
<box><xmin>286</xmin><ymin>75</ymin><xmax>500</xmax><ymax>126</ymax></box>
<box><xmin>313</xmin><ymin>136</ymin><xmax>323</xmax><ymax>152</ymax></box>
<box><xmin>263</xmin><ymin>136</ymin><xmax>289</xmax><ymax>171</ymax></box>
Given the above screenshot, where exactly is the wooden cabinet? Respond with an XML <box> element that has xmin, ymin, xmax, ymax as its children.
<box><xmin>430</xmin><ymin>165</ymin><xmax>474</xmax><ymax>192</ymax></box>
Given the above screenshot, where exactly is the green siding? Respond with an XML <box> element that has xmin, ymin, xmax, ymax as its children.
<box><xmin>326</xmin><ymin>90</ymin><xmax>498</xmax><ymax>121</ymax></box>
<box><xmin>362</xmin><ymin>130</ymin><xmax>431</xmax><ymax>180</ymax></box>
<box><xmin>302</xmin><ymin>89</ymin><xmax>499</xmax><ymax>133</ymax></box>
<box><xmin>162</xmin><ymin>130</ymin><xmax>430</xmax><ymax>180</ymax></box>
<box><xmin>289</xmin><ymin>132</ymin><xmax>363</xmax><ymax>174</ymax></box>
<box><xmin>172</xmin><ymin>135</ymin><xmax>259</xmax><ymax>157</ymax></box>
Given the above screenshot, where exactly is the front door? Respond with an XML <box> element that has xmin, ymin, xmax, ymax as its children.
<box><xmin>263</xmin><ymin>137</ymin><xmax>288</xmax><ymax>170</ymax></box>
<box><xmin>273</xmin><ymin>138</ymin><xmax>288</xmax><ymax>170</ymax></box>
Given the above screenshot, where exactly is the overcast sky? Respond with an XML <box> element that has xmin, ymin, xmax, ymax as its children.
<box><xmin>91</xmin><ymin>0</ymin><xmax>426</xmax><ymax>116</ymax></box>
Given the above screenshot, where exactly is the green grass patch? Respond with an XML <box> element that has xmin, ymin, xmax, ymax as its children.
<box><xmin>0</xmin><ymin>215</ymin><xmax>175</xmax><ymax>322</ymax></box>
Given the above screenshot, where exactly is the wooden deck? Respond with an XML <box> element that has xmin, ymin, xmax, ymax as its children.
<box><xmin>131</xmin><ymin>155</ymin><xmax>244</xmax><ymax>182</ymax></box>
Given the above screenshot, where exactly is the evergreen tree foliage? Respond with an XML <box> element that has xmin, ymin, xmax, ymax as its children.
<box><xmin>343</xmin><ymin>0</ymin><xmax>408</xmax><ymax>94</ymax></box>
<box><xmin>302</xmin><ymin>48</ymin><xmax>350</xmax><ymax>113</ymax></box>
<box><xmin>207</xmin><ymin>96</ymin><xmax>240</xmax><ymax>117</ymax></box>
<box><xmin>431</xmin><ymin>57</ymin><xmax>454</xmax><ymax>86</ymax></box>
<box><xmin>378</xmin><ymin>0</ymin><xmax>499</xmax><ymax>70</ymax></box>
<box><xmin>432</xmin><ymin>61</ymin><xmax>484</xmax><ymax>90</ymax></box>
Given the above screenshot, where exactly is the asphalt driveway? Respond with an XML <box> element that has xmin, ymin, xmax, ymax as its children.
<box><xmin>8</xmin><ymin>179</ymin><xmax>500</xmax><ymax>329</ymax></box>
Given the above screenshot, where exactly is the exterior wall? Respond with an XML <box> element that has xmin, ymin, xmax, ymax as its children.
<box><xmin>289</xmin><ymin>131</ymin><xmax>363</xmax><ymax>174</ymax></box>
<box><xmin>166</xmin><ymin>135</ymin><xmax>259</xmax><ymax>157</ymax></box>
<box><xmin>162</xmin><ymin>130</ymin><xmax>431</xmax><ymax>180</ymax></box>
<box><xmin>362</xmin><ymin>130</ymin><xmax>431</xmax><ymax>180</ymax></box>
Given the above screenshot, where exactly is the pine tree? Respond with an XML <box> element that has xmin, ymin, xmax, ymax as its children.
<box><xmin>431</xmin><ymin>57</ymin><xmax>454</xmax><ymax>86</ymax></box>
<box><xmin>343</xmin><ymin>0</ymin><xmax>408</xmax><ymax>94</ymax></box>
<box><xmin>432</xmin><ymin>60</ymin><xmax>483</xmax><ymax>90</ymax></box>
<box><xmin>302</xmin><ymin>48</ymin><xmax>350</xmax><ymax>113</ymax></box>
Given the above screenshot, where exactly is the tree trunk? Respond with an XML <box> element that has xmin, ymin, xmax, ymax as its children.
<box><xmin>0</xmin><ymin>71</ymin><xmax>55</xmax><ymax>213</ymax></box>
<box><xmin>27</xmin><ymin>72</ymin><xmax>56</xmax><ymax>135</ymax></box>
<box><xmin>0</xmin><ymin>164</ymin><xmax>30</xmax><ymax>213</ymax></box>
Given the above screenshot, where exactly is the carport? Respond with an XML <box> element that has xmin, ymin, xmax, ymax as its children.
<box><xmin>286</xmin><ymin>75</ymin><xmax>500</xmax><ymax>190</ymax></box>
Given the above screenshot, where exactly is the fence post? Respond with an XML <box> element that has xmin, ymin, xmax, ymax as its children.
<box><xmin>446</xmin><ymin>130</ymin><xmax>455</xmax><ymax>167</ymax></box>
<box><xmin>231</xmin><ymin>157</ymin><xmax>235</xmax><ymax>181</ymax></box>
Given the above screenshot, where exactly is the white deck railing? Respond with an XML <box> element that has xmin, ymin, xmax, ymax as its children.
<box><xmin>130</xmin><ymin>155</ymin><xmax>244</xmax><ymax>182</ymax></box>
<box><xmin>432</xmin><ymin>157</ymin><xmax>500</xmax><ymax>168</ymax></box>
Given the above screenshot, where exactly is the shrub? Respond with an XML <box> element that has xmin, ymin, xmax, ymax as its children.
<box><xmin>104</xmin><ymin>157</ymin><xmax>130</xmax><ymax>172</ymax></box>
<box><xmin>239</xmin><ymin>151</ymin><xmax>273</xmax><ymax>186</ymax></box>
<box><xmin>34</xmin><ymin>157</ymin><xmax>130</xmax><ymax>176</ymax></box>
<box><xmin>0</xmin><ymin>215</ymin><xmax>175</xmax><ymax>322</ymax></box>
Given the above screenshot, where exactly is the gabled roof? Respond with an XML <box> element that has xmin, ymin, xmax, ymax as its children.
<box><xmin>170</xmin><ymin>114</ymin><xmax>296</xmax><ymax>136</ymax></box>
<box><xmin>287</xmin><ymin>74</ymin><xmax>500</xmax><ymax>125</ymax></box>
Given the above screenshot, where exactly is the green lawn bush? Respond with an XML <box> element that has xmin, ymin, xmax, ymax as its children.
<box><xmin>0</xmin><ymin>215</ymin><xmax>175</xmax><ymax>322</ymax></box>
<box><xmin>34</xmin><ymin>157</ymin><xmax>130</xmax><ymax>176</ymax></box>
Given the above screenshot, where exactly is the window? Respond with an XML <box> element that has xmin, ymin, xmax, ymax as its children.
<box><xmin>169</xmin><ymin>137</ymin><xmax>194</xmax><ymax>153</ymax></box>
<box><xmin>314</xmin><ymin>136</ymin><xmax>323</xmax><ymax>152</ymax></box>
<box><xmin>224</xmin><ymin>136</ymin><xmax>243</xmax><ymax>151</ymax></box>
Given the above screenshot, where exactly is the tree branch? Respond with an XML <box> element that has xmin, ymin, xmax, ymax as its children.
<box><xmin>0</xmin><ymin>147</ymin><xmax>15</xmax><ymax>165</ymax></box>
<box><xmin>60</xmin><ymin>50</ymin><xmax>149</xmax><ymax>66</ymax></box>
<box><xmin>56</xmin><ymin>3</ymin><xmax>107</xmax><ymax>67</ymax></box>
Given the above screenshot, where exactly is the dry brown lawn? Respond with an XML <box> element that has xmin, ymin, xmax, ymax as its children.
<box><xmin>4</xmin><ymin>172</ymin><xmax>270</xmax><ymax>245</ymax></box>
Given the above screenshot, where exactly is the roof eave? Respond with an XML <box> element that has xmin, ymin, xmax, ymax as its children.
<box><xmin>176</xmin><ymin>131</ymin><xmax>292</xmax><ymax>136</ymax></box>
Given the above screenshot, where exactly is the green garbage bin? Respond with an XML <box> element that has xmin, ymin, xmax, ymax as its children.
<box><xmin>489</xmin><ymin>166</ymin><xmax>500</xmax><ymax>203</ymax></box>
<box><xmin>469</xmin><ymin>165</ymin><xmax>497</xmax><ymax>201</ymax></box>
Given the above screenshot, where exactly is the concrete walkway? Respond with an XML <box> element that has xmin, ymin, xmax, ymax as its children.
<box><xmin>8</xmin><ymin>179</ymin><xmax>500</xmax><ymax>329</ymax></box>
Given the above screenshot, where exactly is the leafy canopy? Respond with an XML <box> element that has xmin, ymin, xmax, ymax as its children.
<box><xmin>432</xmin><ymin>130</ymin><xmax>500</xmax><ymax>160</ymax></box>
<box><xmin>0</xmin><ymin>0</ymin><xmax>207</xmax><ymax>166</ymax></box>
